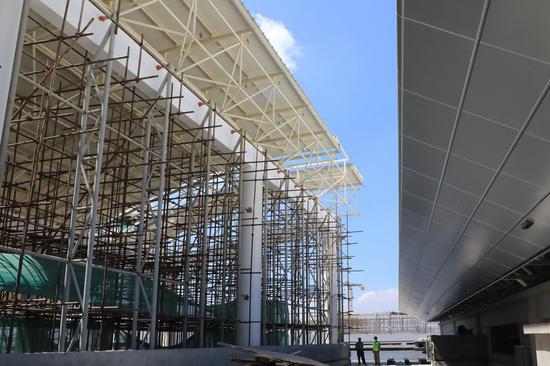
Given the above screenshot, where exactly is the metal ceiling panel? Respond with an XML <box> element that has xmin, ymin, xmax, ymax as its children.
<box><xmin>502</xmin><ymin>135</ymin><xmax>550</xmax><ymax>188</ymax></box>
<box><xmin>443</xmin><ymin>155</ymin><xmax>494</xmax><ymax>196</ymax></box>
<box><xmin>437</xmin><ymin>184</ymin><xmax>479</xmax><ymax>216</ymax></box>
<box><xmin>402</xmin><ymin>137</ymin><xmax>446</xmax><ymax>179</ymax></box>
<box><xmin>401</xmin><ymin>219</ymin><xmax>428</xmax><ymax>244</ymax></box>
<box><xmin>486</xmin><ymin>247</ymin><xmax>524</xmax><ymax>269</ymax></box>
<box><xmin>463</xmin><ymin>44</ymin><xmax>550</xmax><ymax>129</ymax></box>
<box><xmin>527</xmin><ymin>194</ymin><xmax>550</xmax><ymax>226</ymax></box>
<box><xmin>402</xmin><ymin>92</ymin><xmax>456</xmax><ymax>150</ymax></box>
<box><xmin>400</xmin><ymin>0</ymin><xmax>550</xmax><ymax>319</ymax></box>
<box><xmin>402</xmin><ymin>169</ymin><xmax>438</xmax><ymax>201</ymax></box>
<box><xmin>486</xmin><ymin>174</ymin><xmax>546</xmax><ymax>213</ymax></box>
<box><xmin>509</xmin><ymin>220</ymin><xmax>550</xmax><ymax>250</ymax></box>
<box><xmin>400</xmin><ymin>0</ymin><xmax>485</xmax><ymax>38</ymax></box>
<box><xmin>477</xmin><ymin>258</ymin><xmax>509</xmax><ymax>277</ymax></box>
<box><xmin>497</xmin><ymin>235</ymin><xmax>543</xmax><ymax>261</ymax></box>
<box><xmin>462</xmin><ymin>220</ymin><xmax>504</xmax><ymax>248</ymax></box>
<box><xmin>402</xmin><ymin>19</ymin><xmax>473</xmax><ymax>106</ymax></box>
<box><xmin>452</xmin><ymin>113</ymin><xmax>517</xmax><ymax>169</ymax></box>
<box><xmin>526</xmin><ymin>96</ymin><xmax>550</xmax><ymax>141</ymax></box>
<box><xmin>482</xmin><ymin>0</ymin><xmax>550</xmax><ymax>63</ymax></box>
<box><xmin>451</xmin><ymin>235</ymin><xmax>490</xmax><ymax>270</ymax></box>
<box><xmin>433</xmin><ymin>205</ymin><xmax>468</xmax><ymax>232</ymax></box>
<box><xmin>473</xmin><ymin>201</ymin><xmax>522</xmax><ymax>232</ymax></box>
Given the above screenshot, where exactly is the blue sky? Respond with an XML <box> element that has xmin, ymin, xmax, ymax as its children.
<box><xmin>243</xmin><ymin>1</ymin><xmax>398</xmax><ymax>313</ymax></box>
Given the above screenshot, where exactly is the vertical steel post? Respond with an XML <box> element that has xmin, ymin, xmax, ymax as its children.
<box><xmin>198</xmin><ymin>109</ymin><xmax>214</xmax><ymax>347</ymax></box>
<box><xmin>79</xmin><ymin>20</ymin><xmax>117</xmax><ymax>351</ymax></box>
<box><xmin>131</xmin><ymin>112</ymin><xmax>153</xmax><ymax>349</ymax></box>
<box><xmin>149</xmin><ymin>76</ymin><xmax>173</xmax><ymax>349</ymax></box>
<box><xmin>59</xmin><ymin>68</ymin><xmax>94</xmax><ymax>352</ymax></box>
<box><xmin>181</xmin><ymin>128</ymin><xmax>198</xmax><ymax>347</ymax></box>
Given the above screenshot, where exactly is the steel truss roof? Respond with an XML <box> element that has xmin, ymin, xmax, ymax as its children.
<box><xmin>93</xmin><ymin>0</ymin><xmax>362</xmax><ymax>214</ymax></box>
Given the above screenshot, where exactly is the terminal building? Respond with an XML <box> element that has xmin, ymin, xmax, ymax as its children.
<box><xmin>399</xmin><ymin>1</ymin><xmax>550</xmax><ymax>365</ymax></box>
<box><xmin>0</xmin><ymin>0</ymin><xmax>361</xmax><ymax>357</ymax></box>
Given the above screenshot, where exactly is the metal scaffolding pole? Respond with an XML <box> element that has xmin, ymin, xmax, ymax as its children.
<box><xmin>58</xmin><ymin>63</ymin><xmax>94</xmax><ymax>352</ymax></box>
<box><xmin>149</xmin><ymin>75</ymin><xmax>172</xmax><ymax>349</ymax></box>
<box><xmin>131</xmin><ymin>111</ymin><xmax>153</xmax><ymax>349</ymax></box>
<box><xmin>78</xmin><ymin>19</ymin><xmax>117</xmax><ymax>351</ymax></box>
<box><xmin>180</xmin><ymin>127</ymin><xmax>198</xmax><ymax>347</ymax></box>
<box><xmin>198</xmin><ymin>108</ymin><xmax>214</xmax><ymax>348</ymax></box>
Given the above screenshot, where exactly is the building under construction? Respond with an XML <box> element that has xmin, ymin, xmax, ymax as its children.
<box><xmin>0</xmin><ymin>0</ymin><xmax>362</xmax><ymax>355</ymax></box>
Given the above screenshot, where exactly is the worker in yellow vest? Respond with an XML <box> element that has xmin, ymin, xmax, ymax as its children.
<box><xmin>372</xmin><ymin>336</ymin><xmax>381</xmax><ymax>365</ymax></box>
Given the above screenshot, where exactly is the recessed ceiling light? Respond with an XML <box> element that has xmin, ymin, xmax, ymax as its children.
<box><xmin>520</xmin><ymin>218</ymin><xmax>535</xmax><ymax>230</ymax></box>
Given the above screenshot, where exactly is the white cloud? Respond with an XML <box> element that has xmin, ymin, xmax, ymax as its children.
<box><xmin>255</xmin><ymin>13</ymin><xmax>302</xmax><ymax>71</ymax></box>
<box><xmin>354</xmin><ymin>288</ymin><xmax>399</xmax><ymax>314</ymax></box>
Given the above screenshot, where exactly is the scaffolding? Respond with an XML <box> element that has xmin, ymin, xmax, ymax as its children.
<box><xmin>0</xmin><ymin>0</ymin><xmax>359</xmax><ymax>353</ymax></box>
<box><xmin>349</xmin><ymin>313</ymin><xmax>440</xmax><ymax>335</ymax></box>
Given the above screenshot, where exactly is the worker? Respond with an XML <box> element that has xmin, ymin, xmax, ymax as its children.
<box><xmin>355</xmin><ymin>337</ymin><xmax>366</xmax><ymax>365</ymax></box>
<box><xmin>372</xmin><ymin>336</ymin><xmax>381</xmax><ymax>365</ymax></box>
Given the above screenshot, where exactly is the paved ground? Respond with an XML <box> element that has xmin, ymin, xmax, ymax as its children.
<box><xmin>350</xmin><ymin>352</ymin><xmax>431</xmax><ymax>365</ymax></box>
<box><xmin>351</xmin><ymin>361</ymin><xmax>431</xmax><ymax>365</ymax></box>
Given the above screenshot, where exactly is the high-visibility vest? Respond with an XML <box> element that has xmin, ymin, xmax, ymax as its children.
<box><xmin>373</xmin><ymin>341</ymin><xmax>381</xmax><ymax>352</ymax></box>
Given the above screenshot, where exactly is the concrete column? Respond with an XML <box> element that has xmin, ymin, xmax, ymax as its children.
<box><xmin>0</xmin><ymin>0</ymin><xmax>28</xmax><ymax>181</ymax></box>
<box><xmin>329</xmin><ymin>223</ymin><xmax>339</xmax><ymax>344</ymax></box>
<box><xmin>524</xmin><ymin>323</ymin><xmax>550</xmax><ymax>366</ymax></box>
<box><xmin>475</xmin><ymin>313</ymin><xmax>482</xmax><ymax>335</ymax></box>
<box><xmin>237</xmin><ymin>153</ymin><xmax>264</xmax><ymax>346</ymax></box>
<box><xmin>528</xmin><ymin>296</ymin><xmax>540</xmax><ymax>365</ymax></box>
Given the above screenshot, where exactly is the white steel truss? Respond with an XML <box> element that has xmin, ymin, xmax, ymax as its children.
<box><xmin>93</xmin><ymin>0</ymin><xmax>362</xmax><ymax>215</ymax></box>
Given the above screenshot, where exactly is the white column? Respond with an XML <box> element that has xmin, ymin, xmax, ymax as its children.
<box><xmin>524</xmin><ymin>323</ymin><xmax>550</xmax><ymax>366</ymax></box>
<box><xmin>0</xmin><ymin>0</ymin><xmax>28</xmax><ymax>180</ymax></box>
<box><xmin>237</xmin><ymin>151</ymin><xmax>264</xmax><ymax>346</ymax></box>
<box><xmin>329</xmin><ymin>223</ymin><xmax>339</xmax><ymax>344</ymax></box>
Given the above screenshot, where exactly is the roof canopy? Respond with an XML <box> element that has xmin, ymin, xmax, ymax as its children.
<box><xmin>399</xmin><ymin>0</ymin><xmax>550</xmax><ymax>319</ymax></box>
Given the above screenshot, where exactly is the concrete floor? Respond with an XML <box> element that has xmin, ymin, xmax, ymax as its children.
<box><xmin>351</xmin><ymin>359</ymin><xmax>431</xmax><ymax>365</ymax></box>
<box><xmin>0</xmin><ymin>344</ymin><xmax>351</xmax><ymax>366</ymax></box>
